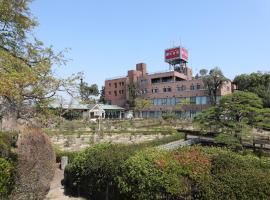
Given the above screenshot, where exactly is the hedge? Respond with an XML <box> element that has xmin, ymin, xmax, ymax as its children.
<box><xmin>64</xmin><ymin>144</ymin><xmax>270</xmax><ymax>200</ymax></box>
<box><xmin>0</xmin><ymin>158</ymin><xmax>14</xmax><ymax>198</ymax></box>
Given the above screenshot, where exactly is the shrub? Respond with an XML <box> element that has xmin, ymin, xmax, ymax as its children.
<box><xmin>0</xmin><ymin>158</ymin><xmax>14</xmax><ymax>198</ymax></box>
<box><xmin>0</xmin><ymin>131</ymin><xmax>18</xmax><ymax>159</ymax></box>
<box><xmin>194</xmin><ymin>147</ymin><xmax>270</xmax><ymax>200</ymax></box>
<box><xmin>54</xmin><ymin>146</ymin><xmax>79</xmax><ymax>163</ymax></box>
<box><xmin>64</xmin><ymin>143</ymin><xmax>144</xmax><ymax>199</ymax></box>
<box><xmin>117</xmin><ymin>149</ymin><xmax>192</xmax><ymax>200</ymax></box>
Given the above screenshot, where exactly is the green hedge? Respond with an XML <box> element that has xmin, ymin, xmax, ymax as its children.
<box><xmin>0</xmin><ymin>158</ymin><xmax>14</xmax><ymax>198</ymax></box>
<box><xmin>64</xmin><ymin>143</ymin><xmax>270</xmax><ymax>200</ymax></box>
<box><xmin>64</xmin><ymin>143</ymin><xmax>139</xmax><ymax>199</ymax></box>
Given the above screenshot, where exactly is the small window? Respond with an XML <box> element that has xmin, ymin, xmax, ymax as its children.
<box><xmin>109</xmin><ymin>83</ymin><xmax>111</xmax><ymax>87</ymax></box>
<box><xmin>109</xmin><ymin>91</ymin><xmax>111</xmax><ymax>95</ymax></box>
<box><xmin>197</xmin><ymin>84</ymin><xmax>201</xmax><ymax>90</ymax></box>
<box><xmin>114</xmin><ymin>83</ymin><xmax>117</xmax><ymax>88</ymax></box>
<box><xmin>190</xmin><ymin>85</ymin><xmax>195</xmax><ymax>90</ymax></box>
<box><xmin>167</xmin><ymin>87</ymin><xmax>171</xmax><ymax>92</ymax></box>
<box><xmin>114</xmin><ymin>91</ymin><xmax>117</xmax><ymax>96</ymax></box>
<box><xmin>163</xmin><ymin>88</ymin><xmax>167</xmax><ymax>92</ymax></box>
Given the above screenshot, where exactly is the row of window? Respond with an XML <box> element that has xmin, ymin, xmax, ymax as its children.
<box><xmin>108</xmin><ymin>81</ymin><xmax>125</xmax><ymax>88</ymax></box>
<box><xmin>108</xmin><ymin>90</ymin><xmax>125</xmax><ymax>96</ymax></box>
<box><xmin>148</xmin><ymin>84</ymin><xmax>203</xmax><ymax>94</ymax></box>
<box><xmin>142</xmin><ymin>110</ymin><xmax>199</xmax><ymax>118</ymax></box>
<box><xmin>152</xmin><ymin>96</ymin><xmax>210</xmax><ymax>106</ymax></box>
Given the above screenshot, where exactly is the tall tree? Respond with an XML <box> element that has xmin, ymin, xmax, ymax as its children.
<box><xmin>234</xmin><ymin>72</ymin><xmax>270</xmax><ymax>107</ymax></box>
<box><xmin>127</xmin><ymin>83</ymin><xmax>140</xmax><ymax>108</ymax></box>
<box><xmin>99</xmin><ymin>86</ymin><xmax>106</xmax><ymax>104</ymax></box>
<box><xmin>0</xmin><ymin>0</ymin><xmax>79</xmax><ymax>129</ymax></box>
<box><xmin>79</xmin><ymin>79</ymin><xmax>99</xmax><ymax>104</ymax></box>
<box><xmin>194</xmin><ymin>92</ymin><xmax>264</xmax><ymax>146</ymax></box>
<box><xmin>202</xmin><ymin>67</ymin><xmax>229</xmax><ymax>105</ymax></box>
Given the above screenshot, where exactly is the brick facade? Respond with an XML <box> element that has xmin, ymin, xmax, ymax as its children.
<box><xmin>105</xmin><ymin>63</ymin><xmax>233</xmax><ymax>118</ymax></box>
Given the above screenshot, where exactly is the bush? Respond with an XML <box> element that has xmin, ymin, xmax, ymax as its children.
<box><xmin>0</xmin><ymin>158</ymin><xmax>14</xmax><ymax>198</ymax></box>
<box><xmin>64</xmin><ymin>142</ymin><xmax>270</xmax><ymax>200</ymax></box>
<box><xmin>194</xmin><ymin>147</ymin><xmax>270</xmax><ymax>200</ymax></box>
<box><xmin>64</xmin><ymin>143</ymin><xmax>144</xmax><ymax>199</ymax></box>
<box><xmin>0</xmin><ymin>131</ymin><xmax>18</xmax><ymax>159</ymax></box>
<box><xmin>54</xmin><ymin>146</ymin><xmax>79</xmax><ymax>163</ymax></box>
<box><xmin>117</xmin><ymin>149</ymin><xmax>192</xmax><ymax>200</ymax></box>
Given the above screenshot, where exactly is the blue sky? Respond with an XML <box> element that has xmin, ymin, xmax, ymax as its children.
<box><xmin>31</xmin><ymin>0</ymin><xmax>270</xmax><ymax>88</ymax></box>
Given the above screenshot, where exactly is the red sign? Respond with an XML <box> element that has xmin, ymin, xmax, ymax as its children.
<box><xmin>180</xmin><ymin>47</ymin><xmax>188</xmax><ymax>61</ymax></box>
<box><xmin>165</xmin><ymin>47</ymin><xmax>180</xmax><ymax>60</ymax></box>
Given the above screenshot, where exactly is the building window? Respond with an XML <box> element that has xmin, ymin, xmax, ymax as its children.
<box><xmin>178</xmin><ymin>85</ymin><xmax>186</xmax><ymax>91</ymax></box>
<box><xmin>190</xmin><ymin>85</ymin><xmax>195</xmax><ymax>90</ymax></box>
<box><xmin>109</xmin><ymin>83</ymin><xmax>111</xmax><ymax>87</ymax></box>
<box><xmin>161</xmin><ymin>98</ymin><xmax>167</xmax><ymax>105</ymax></box>
<box><xmin>114</xmin><ymin>91</ymin><xmax>117</xmax><ymax>96</ymax></box>
<box><xmin>163</xmin><ymin>88</ymin><xmax>166</xmax><ymax>92</ymax></box>
<box><xmin>190</xmin><ymin>97</ymin><xmax>196</xmax><ymax>104</ymax></box>
<box><xmin>122</xmin><ymin>82</ymin><xmax>125</xmax><ymax>86</ymax></box>
<box><xmin>109</xmin><ymin>91</ymin><xmax>111</xmax><ymax>95</ymax></box>
<box><xmin>196</xmin><ymin>84</ymin><xmax>201</xmax><ymax>90</ymax></box>
<box><xmin>167</xmin><ymin>87</ymin><xmax>171</xmax><ymax>92</ymax></box>
<box><xmin>114</xmin><ymin>83</ymin><xmax>117</xmax><ymax>88</ymax></box>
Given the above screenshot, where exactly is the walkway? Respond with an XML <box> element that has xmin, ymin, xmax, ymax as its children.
<box><xmin>45</xmin><ymin>166</ymin><xmax>85</xmax><ymax>200</ymax></box>
<box><xmin>158</xmin><ymin>138</ymin><xmax>199</xmax><ymax>150</ymax></box>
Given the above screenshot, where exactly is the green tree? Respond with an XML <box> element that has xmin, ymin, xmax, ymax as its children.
<box><xmin>99</xmin><ymin>86</ymin><xmax>106</xmax><ymax>104</ymax></box>
<box><xmin>134</xmin><ymin>98</ymin><xmax>152</xmax><ymax>118</ymax></box>
<box><xmin>0</xmin><ymin>0</ymin><xmax>80</xmax><ymax>129</ymax></box>
<box><xmin>79</xmin><ymin>79</ymin><xmax>99</xmax><ymax>104</ymax></box>
<box><xmin>234</xmin><ymin>72</ymin><xmax>270</xmax><ymax>107</ymax></box>
<box><xmin>202</xmin><ymin>67</ymin><xmax>229</xmax><ymax>105</ymax></box>
<box><xmin>127</xmin><ymin>83</ymin><xmax>140</xmax><ymax>108</ymax></box>
<box><xmin>199</xmin><ymin>69</ymin><xmax>208</xmax><ymax>77</ymax></box>
<box><xmin>194</xmin><ymin>92</ymin><xmax>263</xmax><ymax>146</ymax></box>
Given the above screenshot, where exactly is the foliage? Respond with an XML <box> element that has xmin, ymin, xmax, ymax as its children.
<box><xmin>195</xmin><ymin>147</ymin><xmax>270</xmax><ymax>200</ymax></box>
<box><xmin>0</xmin><ymin>158</ymin><xmax>14</xmax><ymax>198</ymax></box>
<box><xmin>127</xmin><ymin>83</ymin><xmax>140</xmax><ymax>108</ymax></box>
<box><xmin>214</xmin><ymin>133</ymin><xmax>242</xmax><ymax>150</ymax></box>
<box><xmin>202</xmin><ymin>67</ymin><xmax>229</xmax><ymax>105</ymax></box>
<box><xmin>234</xmin><ymin>72</ymin><xmax>270</xmax><ymax>107</ymax></box>
<box><xmin>0</xmin><ymin>131</ymin><xmax>18</xmax><ymax>159</ymax></box>
<box><xmin>79</xmin><ymin>79</ymin><xmax>99</xmax><ymax>103</ymax></box>
<box><xmin>134</xmin><ymin>98</ymin><xmax>152</xmax><ymax>117</ymax></box>
<box><xmin>199</xmin><ymin>69</ymin><xmax>208</xmax><ymax>77</ymax></box>
<box><xmin>64</xmin><ymin>143</ymin><xmax>139</xmax><ymax>199</ymax></box>
<box><xmin>255</xmin><ymin>108</ymin><xmax>270</xmax><ymax>130</ymax></box>
<box><xmin>194</xmin><ymin>91</ymin><xmax>264</xmax><ymax>143</ymax></box>
<box><xmin>54</xmin><ymin>146</ymin><xmax>79</xmax><ymax>163</ymax></box>
<box><xmin>99</xmin><ymin>86</ymin><xmax>106</xmax><ymax>104</ymax></box>
<box><xmin>161</xmin><ymin>112</ymin><xmax>176</xmax><ymax>120</ymax></box>
<box><xmin>118</xmin><ymin>149</ymin><xmax>192</xmax><ymax>200</ymax></box>
<box><xmin>0</xmin><ymin>0</ymin><xmax>80</xmax><ymax>127</ymax></box>
<box><xmin>64</xmin><ymin>142</ymin><xmax>270</xmax><ymax>200</ymax></box>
